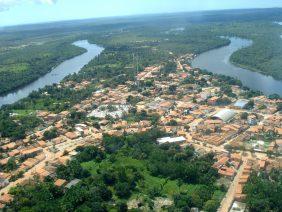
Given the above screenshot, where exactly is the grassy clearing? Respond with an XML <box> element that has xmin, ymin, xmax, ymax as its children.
<box><xmin>12</xmin><ymin>109</ymin><xmax>35</xmax><ymax>117</ymax></box>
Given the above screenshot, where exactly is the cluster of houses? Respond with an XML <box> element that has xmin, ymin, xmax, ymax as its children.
<box><xmin>0</xmin><ymin>54</ymin><xmax>282</xmax><ymax>210</ymax></box>
<box><xmin>191</xmin><ymin>109</ymin><xmax>247</xmax><ymax>146</ymax></box>
<box><xmin>213</xmin><ymin>152</ymin><xmax>242</xmax><ymax>179</ymax></box>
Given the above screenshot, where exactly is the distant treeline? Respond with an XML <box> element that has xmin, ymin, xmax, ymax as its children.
<box><xmin>1</xmin><ymin>8</ymin><xmax>282</xmax><ymax>95</ymax></box>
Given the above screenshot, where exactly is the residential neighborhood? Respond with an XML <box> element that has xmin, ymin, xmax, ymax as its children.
<box><xmin>0</xmin><ymin>56</ymin><xmax>282</xmax><ymax>211</ymax></box>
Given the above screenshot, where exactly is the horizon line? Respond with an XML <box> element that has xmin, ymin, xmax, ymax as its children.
<box><xmin>1</xmin><ymin>7</ymin><xmax>282</xmax><ymax>29</ymax></box>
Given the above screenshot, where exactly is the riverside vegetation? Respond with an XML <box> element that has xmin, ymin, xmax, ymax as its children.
<box><xmin>1</xmin><ymin>8</ymin><xmax>282</xmax><ymax>212</ymax></box>
<box><xmin>1</xmin><ymin>8</ymin><xmax>282</xmax><ymax>96</ymax></box>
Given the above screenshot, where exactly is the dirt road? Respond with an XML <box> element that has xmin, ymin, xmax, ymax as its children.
<box><xmin>218</xmin><ymin>161</ymin><xmax>246</xmax><ymax>212</ymax></box>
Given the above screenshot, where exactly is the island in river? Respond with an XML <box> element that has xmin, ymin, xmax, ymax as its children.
<box><xmin>0</xmin><ymin>40</ymin><xmax>103</xmax><ymax>107</ymax></box>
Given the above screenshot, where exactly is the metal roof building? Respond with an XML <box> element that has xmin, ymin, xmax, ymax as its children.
<box><xmin>212</xmin><ymin>109</ymin><xmax>237</xmax><ymax>123</ymax></box>
<box><xmin>234</xmin><ymin>99</ymin><xmax>250</xmax><ymax>109</ymax></box>
<box><xmin>157</xmin><ymin>136</ymin><xmax>186</xmax><ymax>145</ymax></box>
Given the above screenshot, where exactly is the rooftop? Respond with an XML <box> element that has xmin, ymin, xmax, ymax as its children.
<box><xmin>212</xmin><ymin>109</ymin><xmax>237</xmax><ymax>123</ymax></box>
<box><xmin>234</xmin><ymin>99</ymin><xmax>250</xmax><ymax>108</ymax></box>
<box><xmin>157</xmin><ymin>136</ymin><xmax>186</xmax><ymax>144</ymax></box>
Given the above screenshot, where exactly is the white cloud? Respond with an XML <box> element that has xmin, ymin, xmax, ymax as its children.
<box><xmin>0</xmin><ymin>0</ymin><xmax>58</xmax><ymax>11</ymax></box>
<box><xmin>35</xmin><ymin>0</ymin><xmax>57</xmax><ymax>5</ymax></box>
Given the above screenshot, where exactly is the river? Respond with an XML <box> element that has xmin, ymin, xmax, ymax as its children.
<box><xmin>192</xmin><ymin>37</ymin><xmax>282</xmax><ymax>96</ymax></box>
<box><xmin>0</xmin><ymin>40</ymin><xmax>103</xmax><ymax>107</ymax></box>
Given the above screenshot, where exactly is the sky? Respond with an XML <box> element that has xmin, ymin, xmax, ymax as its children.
<box><xmin>0</xmin><ymin>0</ymin><xmax>282</xmax><ymax>26</ymax></box>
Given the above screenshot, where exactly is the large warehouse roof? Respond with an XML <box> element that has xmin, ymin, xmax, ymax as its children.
<box><xmin>212</xmin><ymin>109</ymin><xmax>237</xmax><ymax>122</ymax></box>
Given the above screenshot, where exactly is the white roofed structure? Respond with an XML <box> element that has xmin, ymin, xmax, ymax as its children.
<box><xmin>212</xmin><ymin>109</ymin><xmax>237</xmax><ymax>123</ymax></box>
<box><xmin>234</xmin><ymin>99</ymin><xmax>250</xmax><ymax>109</ymax></box>
<box><xmin>157</xmin><ymin>136</ymin><xmax>186</xmax><ymax>145</ymax></box>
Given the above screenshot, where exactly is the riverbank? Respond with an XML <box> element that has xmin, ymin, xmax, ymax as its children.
<box><xmin>0</xmin><ymin>40</ymin><xmax>86</xmax><ymax>96</ymax></box>
<box><xmin>192</xmin><ymin>37</ymin><xmax>282</xmax><ymax>96</ymax></box>
<box><xmin>0</xmin><ymin>49</ymin><xmax>86</xmax><ymax>97</ymax></box>
<box><xmin>230</xmin><ymin>59</ymin><xmax>282</xmax><ymax>81</ymax></box>
<box><xmin>0</xmin><ymin>40</ymin><xmax>103</xmax><ymax>107</ymax></box>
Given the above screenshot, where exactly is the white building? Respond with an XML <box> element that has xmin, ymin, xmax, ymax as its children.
<box><xmin>157</xmin><ymin>136</ymin><xmax>186</xmax><ymax>145</ymax></box>
<box><xmin>88</xmin><ymin>104</ymin><xmax>130</xmax><ymax>119</ymax></box>
<box><xmin>234</xmin><ymin>99</ymin><xmax>250</xmax><ymax>109</ymax></box>
<box><xmin>212</xmin><ymin>109</ymin><xmax>237</xmax><ymax>123</ymax></box>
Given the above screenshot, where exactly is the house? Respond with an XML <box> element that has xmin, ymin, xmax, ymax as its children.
<box><xmin>230</xmin><ymin>201</ymin><xmax>247</xmax><ymax>212</ymax></box>
<box><xmin>0</xmin><ymin>178</ymin><xmax>9</xmax><ymax>188</ymax></box>
<box><xmin>0</xmin><ymin>203</ymin><xmax>4</xmax><ymax>209</ymax></box>
<box><xmin>57</xmin><ymin>156</ymin><xmax>70</xmax><ymax>165</ymax></box>
<box><xmin>208</xmin><ymin>96</ymin><xmax>219</xmax><ymax>105</ymax></box>
<box><xmin>1</xmin><ymin>142</ymin><xmax>17</xmax><ymax>151</ymax></box>
<box><xmin>22</xmin><ymin>158</ymin><xmax>39</xmax><ymax>169</ymax></box>
<box><xmin>276</xmin><ymin>139</ymin><xmax>282</xmax><ymax>153</ymax></box>
<box><xmin>258</xmin><ymin>159</ymin><xmax>266</xmax><ymax>170</ymax></box>
<box><xmin>0</xmin><ymin>194</ymin><xmax>13</xmax><ymax>204</ymax></box>
<box><xmin>268</xmin><ymin>142</ymin><xmax>276</xmax><ymax>152</ymax></box>
<box><xmin>37</xmin><ymin>111</ymin><xmax>49</xmax><ymax>118</ymax></box>
<box><xmin>44</xmin><ymin>113</ymin><xmax>60</xmax><ymax>122</ymax></box>
<box><xmin>54</xmin><ymin>179</ymin><xmax>67</xmax><ymax>187</ymax></box>
<box><xmin>35</xmin><ymin>168</ymin><xmax>50</xmax><ymax>180</ymax></box>
<box><xmin>8</xmin><ymin>149</ymin><xmax>20</xmax><ymax>157</ymax></box>
<box><xmin>235</xmin><ymin>184</ymin><xmax>246</xmax><ymax>201</ymax></box>
<box><xmin>20</xmin><ymin>147</ymin><xmax>43</xmax><ymax>158</ymax></box>
<box><xmin>0</xmin><ymin>158</ymin><xmax>9</xmax><ymax>166</ymax></box>
<box><xmin>190</xmin><ymin>208</ymin><xmax>199</xmax><ymax>212</ymax></box>
<box><xmin>239</xmin><ymin>174</ymin><xmax>250</xmax><ymax>184</ymax></box>
<box><xmin>218</xmin><ymin>166</ymin><xmax>235</xmax><ymax>178</ymax></box>
<box><xmin>275</xmin><ymin>128</ymin><xmax>282</xmax><ymax>136</ymax></box>
<box><xmin>65</xmin><ymin>132</ymin><xmax>79</xmax><ymax>140</ymax></box>
<box><xmin>38</xmin><ymin>140</ymin><xmax>47</xmax><ymax>148</ymax></box>
<box><xmin>247</xmin><ymin>125</ymin><xmax>263</xmax><ymax>135</ymax></box>
<box><xmin>231</xmin><ymin>153</ymin><xmax>242</xmax><ymax>162</ymax></box>
<box><xmin>60</xmin><ymin>111</ymin><xmax>70</xmax><ymax>117</ymax></box>
<box><xmin>53</xmin><ymin>136</ymin><xmax>66</xmax><ymax>145</ymax></box>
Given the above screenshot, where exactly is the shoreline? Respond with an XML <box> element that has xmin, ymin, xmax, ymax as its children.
<box><xmin>191</xmin><ymin>37</ymin><xmax>282</xmax><ymax>96</ymax></box>
<box><xmin>0</xmin><ymin>40</ymin><xmax>104</xmax><ymax>107</ymax></box>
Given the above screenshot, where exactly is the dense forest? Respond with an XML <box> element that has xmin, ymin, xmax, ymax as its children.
<box><xmin>7</xmin><ymin>129</ymin><xmax>224</xmax><ymax>211</ymax></box>
<box><xmin>244</xmin><ymin>170</ymin><xmax>282</xmax><ymax>212</ymax></box>
<box><xmin>0</xmin><ymin>38</ymin><xmax>85</xmax><ymax>95</ymax></box>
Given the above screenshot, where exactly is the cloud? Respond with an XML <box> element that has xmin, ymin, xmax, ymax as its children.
<box><xmin>0</xmin><ymin>0</ymin><xmax>58</xmax><ymax>11</ymax></box>
<box><xmin>35</xmin><ymin>0</ymin><xmax>57</xmax><ymax>5</ymax></box>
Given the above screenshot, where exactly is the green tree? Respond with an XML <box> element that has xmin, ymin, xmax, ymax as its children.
<box><xmin>241</xmin><ymin>112</ymin><xmax>248</xmax><ymax>120</ymax></box>
<box><xmin>277</xmin><ymin>103</ymin><xmax>282</xmax><ymax>111</ymax></box>
<box><xmin>168</xmin><ymin>85</ymin><xmax>177</xmax><ymax>94</ymax></box>
<box><xmin>204</xmin><ymin>200</ymin><xmax>219</xmax><ymax>212</ymax></box>
<box><xmin>115</xmin><ymin>182</ymin><xmax>131</xmax><ymax>198</ymax></box>
<box><xmin>6</xmin><ymin>157</ymin><xmax>18</xmax><ymax>171</ymax></box>
<box><xmin>43</xmin><ymin>128</ymin><xmax>58</xmax><ymax>140</ymax></box>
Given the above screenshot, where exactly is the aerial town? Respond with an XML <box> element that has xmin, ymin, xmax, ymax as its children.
<box><xmin>0</xmin><ymin>54</ymin><xmax>281</xmax><ymax>211</ymax></box>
